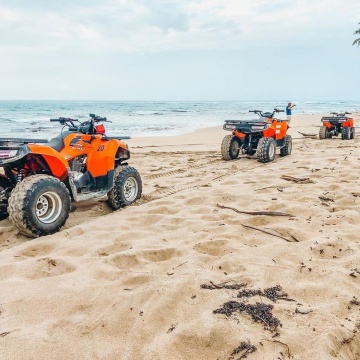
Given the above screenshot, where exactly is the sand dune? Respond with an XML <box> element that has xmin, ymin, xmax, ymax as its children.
<box><xmin>0</xmin><ymin>114</ymin><xmax>360</xmax><ymax>359</ymax></box>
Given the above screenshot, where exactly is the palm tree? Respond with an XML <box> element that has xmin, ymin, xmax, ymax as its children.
<box><xmin>353</xmin><ymin>23</ymin><xmax>360</xmax><ymax>46</ymax></box>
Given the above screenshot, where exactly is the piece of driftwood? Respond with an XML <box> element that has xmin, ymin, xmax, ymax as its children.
<box><xmin>280</xmin><ymin>175</ymin><xmax>314</xmax><ymax>184</ymax></box>
<box><xmin>217</xmin><ymin>204</ymin><xmax>294</xmax><ymax>217</ymax></box>
<box><xmin>298</xmin><ymin>131</ymin><xmax>317</xmax><ymax>138</ymax></box>
<box><xmin>254</xmin><ymin>184</ymin><xmax>279</xmax><ymax>191</ymax></box>
<box><xmin>241</xmin><ymin>224</ymin><xmax>299</xmax><ymax>242</ymax></box>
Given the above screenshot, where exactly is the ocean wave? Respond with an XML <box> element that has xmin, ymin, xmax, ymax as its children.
<box><xmin>0</xmin><ymin>118</ymin><xmax>14</xmax><ymax>123</ymax></box>
<box><xmin>128</xmin><ymin>111</ymin><xmax>164</xmax><ymax>116</ymax></box>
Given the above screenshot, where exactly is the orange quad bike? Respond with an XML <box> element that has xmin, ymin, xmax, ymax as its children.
<box><xmin>0</xmin><ymin>114</ymin><xmax>142</xmax><ymax>237</ymax></box>
<box><xmin>221</xmin><ymin>109</ymin><xmax>292</xmax><ymax>162</ymax></box>
<box><xmin>319</xmin><ymin>112</ymin><xmax>355</xmax><ymax>140</ymax></box>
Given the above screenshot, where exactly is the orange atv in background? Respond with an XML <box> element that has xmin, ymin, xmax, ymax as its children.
<box><xmin>221</xmin><ymin>109</ymin><xmax>292</xmax><ymax>162</ymax></box>
<box><xmin>0</xmin><ymin>114</ymin><xmax>142</xmax><ymax>237</ymax></box>
<box><xmin>319</xmin><ymin>112</ymin><xmax>355</xmax><ymax>140</ymax></box>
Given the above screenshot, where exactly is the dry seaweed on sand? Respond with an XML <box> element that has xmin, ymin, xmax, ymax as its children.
<box><xmin>214</xmin><ymin>301</ymin><xmax>281</xmax><ymax>332</ymax></box>
<box><xmin>229</xmin><ymin>341</ymin><xmax>257</xmax><ymax>360</ymax></box>
<box><xmin>200</xmin><ymin>281</ymin><xmax>247</xmax><ymax>290</ymax></box>
<box><xmin>237</xmin><ymin>285</ymin><xmax>295</xmax><ymax>303</ymax></box>
<box><xmin>348</xmin><ymin>296</ymin><xmax>360</xmax><ymax>308</ymax></box>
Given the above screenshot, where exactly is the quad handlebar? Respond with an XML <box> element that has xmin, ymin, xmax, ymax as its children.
<box><xmin>50</xmin><ymin>114</ymin><xmax>110</xmax><ymax>135</ymax></box>
<box><xmin>249</xmin><ymin>108</ymin><xmax>284</xmax><ymax>118</ymax></box>
<box><xmin>89</xmin><ymin>114</ymin><xmax>108</xmax><ymax>122</ymax></box>
<box><xmin>330</xmin><ymin>112</ymin><xmax>351</xmax><ymax>116</ymax></box>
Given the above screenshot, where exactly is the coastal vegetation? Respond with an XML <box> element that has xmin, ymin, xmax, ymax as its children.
<box><xmin>353</xmin><ymin>23</ymin><xmax>360</xmax><ymax>46</ymax></box>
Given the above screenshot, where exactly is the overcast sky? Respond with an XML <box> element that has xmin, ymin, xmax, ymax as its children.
<box><xmin>0</xmin><ymin>0</ymin><xmax>359</xmax><ymax>100</ymax></box>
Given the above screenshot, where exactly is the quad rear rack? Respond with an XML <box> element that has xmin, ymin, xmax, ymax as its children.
<box><xmin>0</xmin><ymin>138</ymin><xmax>49</xmax><ymax>144</ymax></box>
<box><xmin>223</xmin><ymin>120</ymin><xmax>270</xmax><ymax>132</ymax></box>
<box><xmin>321</xmin><ymin>116</ymin><xmax>348</xmax><ymax>122</ymax></box>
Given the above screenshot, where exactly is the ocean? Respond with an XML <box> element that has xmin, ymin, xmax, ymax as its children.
<box><xmin>0</xmin><ymin>100</ymin><xmax>358</xmax><ymax>139</ymax></box>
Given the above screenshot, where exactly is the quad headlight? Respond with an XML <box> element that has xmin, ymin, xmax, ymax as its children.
<box><xmin>0</xmin><ymin>150</ymin><xmax>18</xmax><ymax>159</ymax></box>
<box><xmin>224</xmin><ymin>124</ymin><xmax>236</xmax><ymax>130</ymax></box>
<box><xmin>251</xmin><ymin>124</ymin><xmax>268</xmax><ymax>130</ymax></box>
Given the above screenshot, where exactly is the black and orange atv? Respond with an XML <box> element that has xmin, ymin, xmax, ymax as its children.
<box><xmin>221</xmin><ymin>109</ymin><xmax>292</xmax><ymax>162</ymax></box>
<box><xmin>0</xmin><ymin>114</ymin><xmax>142</xmax><ymax>237</ymax></box>
<box><xmin>319</xmin><ymin>112</ymin><xmax>355</xmax><ymax>140</ymax></box>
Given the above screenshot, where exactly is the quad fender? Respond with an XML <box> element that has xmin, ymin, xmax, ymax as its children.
<box><xmin>233</xmin><ymin>130</ymin><xmax>246</xmax><ymax>140</ymax></box>
<box><xmin>342</xmin><ymin>119</ymin><xmax>353</xmax><ymax>128</ymax></box>
<box><xmin>323</xmin><ymin>121</ymin><xmax>332</xmax><ymax>128</ymax></box>
<box><xmin>263</xmin><ymin>128</ymin><xmax>275</xmax><ymax>138</ymax></box>
<box><xmin>27</xmin><ymin>144</ymin><xmax>69</xmax><ymax>180</ymax></box>
<box><xmin>271</xmin><ymin>121</ymin><xmax>288</xmax><ymax>140</ymax></box>
<box><xmin>86</xmin><ymin>139</ymin><xmax>127</xmax><ymax>177</ymax></box>
<box><xmin>116</xmin><ymin>146</ymin><xmax>130</xmax><ymax>161</ymax></box>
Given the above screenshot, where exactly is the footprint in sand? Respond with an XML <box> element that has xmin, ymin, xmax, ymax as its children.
<box><xmin>139</xmin><ymin>248</ymin><xmax>181</xmax><ymax>262</ymax></box>
<box><xmin>194</xmin><ymin>240</ymin><xmax>233</xmax><ymax>257</ymax></box>
<box><xmin>96</xmin><ymin>241</ymin><xmax>132</xmax><ymax>257</ymax></box>
<box><xmin>16</xmin><ymin>244</ymin><xmax>55</xmax><ymax>258</ymax></box>
<box><xmin>111</xmin><ymin>253</ymin><xmax>142</xmax><ymax>270</ymax></box>
<box><xmin>25</xmin><ymin>257</ymin><xmax>76</xmax><ymax>280</ymax></box>
<box><xmin>311</xmin><ymin>242</ymin><xmax>354</xmax><ymax>260</ymax></box>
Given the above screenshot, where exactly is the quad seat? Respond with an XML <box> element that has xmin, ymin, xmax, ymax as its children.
<box><xmin>48</xmin><ymin>136</ymin><xmax>64</xmax><ymax>152</ymax></box>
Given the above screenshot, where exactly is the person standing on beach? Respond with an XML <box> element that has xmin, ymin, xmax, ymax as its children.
<box><xmin>286</xmin><ymin>102</ymin><xmax>295</xmax><ymax>123</ymax></box>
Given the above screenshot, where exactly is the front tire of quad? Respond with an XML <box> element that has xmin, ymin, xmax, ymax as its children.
<box><xmin>107</xmin><ymin>166</ymin><xmax>142</xmax><ymax>210</ymax></box>
<box><xmin>350</xmin><ymin>127</ymin><xmax>355</xmax><ymax>139</ymax></box>
<box><xmin>0</xmin><ymin>176</ymin><xmax>13</xmax><ymax>220</ymax></box>
<box><xmin>341</xmin><ymin>127</ymin><xmax>351</xmax><ymax>140</ymax></box>
<box><xmin>8</xmin><ymin>175</ymin><xmax>71</xmax><ymax>238</ymax></box>
<box><xmin>280</xmin><ymin>135</ymin><xmax>292</xmax><ymax>157</ymax></box>
<box><xmin>257</xmin><ymin>137</ymin><xmax>276</xmax><ymax>163</ymax></box>
<box><xmin>221</xmin><ymin>135</ymin><xmax>240</xmax><ymax>160</ymax></box>
<box><xmin>319</xmin><ymin>126</ymin><xmax>328</xmax><ymax>140</ymax></box>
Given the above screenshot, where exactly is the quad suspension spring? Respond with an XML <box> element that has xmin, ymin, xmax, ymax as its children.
<box><xmin>17</xmin><ymin>169</ymin><xmax>26</xmax><ymax>183</ymax></box>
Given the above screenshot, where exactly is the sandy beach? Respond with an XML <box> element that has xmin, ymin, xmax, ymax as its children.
<box><xmin>1</xmin><ymin>113</ymin><xmax>360</xmax><ymax>359</ymax></box>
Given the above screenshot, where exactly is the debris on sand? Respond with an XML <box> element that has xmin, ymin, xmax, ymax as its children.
<box><xmin>200</xmin><ymin>282</ymin><xmax>247</xmax><ymax>290</ymax></box>
<box><xmin>237</xmin><ymin>285</ymin><xmax>296</xmax><ymax>303</ymax></box>
<box><xmin>214</xmin><ymin>301</ymin><xmax>281</xmax><ymax>332</ymax></box>
<box><xmin>229</xmin><ymin>341</ymin><xmax>257</xmax><ymax>360</ymax></box>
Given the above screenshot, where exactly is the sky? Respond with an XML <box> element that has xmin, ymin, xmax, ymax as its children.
<box><xmin>0</xmin><ymin>0</ymin><xmax>359</xmax><ymax>101</ymax></box>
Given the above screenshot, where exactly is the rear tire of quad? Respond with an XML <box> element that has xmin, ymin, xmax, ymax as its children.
<box><xmin>280</xmin><ymin>135</ymin><xmax>292</xmax><ymax>157</ymax></box>
<box><xmin>257</xmin><ymin>137</ymin><xmax>276</xmax><ymax>163</ymax></box>
<box><xmin>350</xmin><ymin>127</ymin><xmax>355</xmax><ymax>139</ymax></box>
<box><xmin>341</xmin><ymin>127</ymin><xmax>351</xmax><ymax>140</ymax></box>
<box><xmin>0</xmin><ymin>176</ymin><xmax>13</xmax><ymax>220</ymax></box>
<box><xmin>107</xmin><ymin>166</ymin><xmax>142</xmax><ymax>210</ymax></box>
<box><xmin>319</xmin><ymin>126</ymin><xmax>328</xmax><ymax>140</ymax></box>
<box><xmin>8</xmin><ymin>175</ymin><xmax>71</xmax><ymax>238</ymax></box>
<box><xmin>221</xmin><ymin>135</ymin><xmax>240</xmax><ymax>161</ymax></box>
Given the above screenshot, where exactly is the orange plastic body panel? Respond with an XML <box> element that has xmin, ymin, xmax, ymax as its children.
<box><xmin>343</xmin><ymin>118</ymin><xmax>354</xmax><ymax>127</ymax></box>
<box><xmin>263</xmin><ymin>128</ymin><xmax>275</xmax><ymax>138</ymax></box>
<box><xmin>233</xmin><ymin>130</ymin><xmax>246</xmax><ymax>139</ymax></box>
<box><xmin>28</xmin><ymin>144</ymin><xmax>69</xmax><ymax>179</ymax></box>
<box><xmin>232</xmin><ymin>120</ymin><xmax>287</xmax><ymax>142</ymax></box>
<box><xmin>323</xmin><ymin>121</ymin><xmax>332</xmax><ymax>128</ymax></box>
<box><xmin>60</xmin><ymin>133</ymin><xmax>128</xmax><ymax>177</ymax></box>
<box><xmin>271</xmin><ymin>120</ymin><xmax>288</xmax><ymax>140</ymax></box>
<box><xmin>28</xmin><ymin>134</ymin><xmax>128</xmax><ymax>180</ymax></box>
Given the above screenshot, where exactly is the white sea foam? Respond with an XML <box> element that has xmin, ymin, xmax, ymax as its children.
<box><xmin>0</xmin><ymin>100</ymin><xmax>358</xmax><ymax>139</ymax></box>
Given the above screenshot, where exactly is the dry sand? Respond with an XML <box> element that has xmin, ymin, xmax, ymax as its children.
<box><xmin>0</xmin><ymin>114</ymin><xmax>360</xmax><ymax>359</ymax></box>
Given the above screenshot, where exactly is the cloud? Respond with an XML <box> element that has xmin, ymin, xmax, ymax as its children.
<box><xmin>0</xmin><ymin>0</ymin><xmax>359</xmax><ymax>54</ymax></box>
